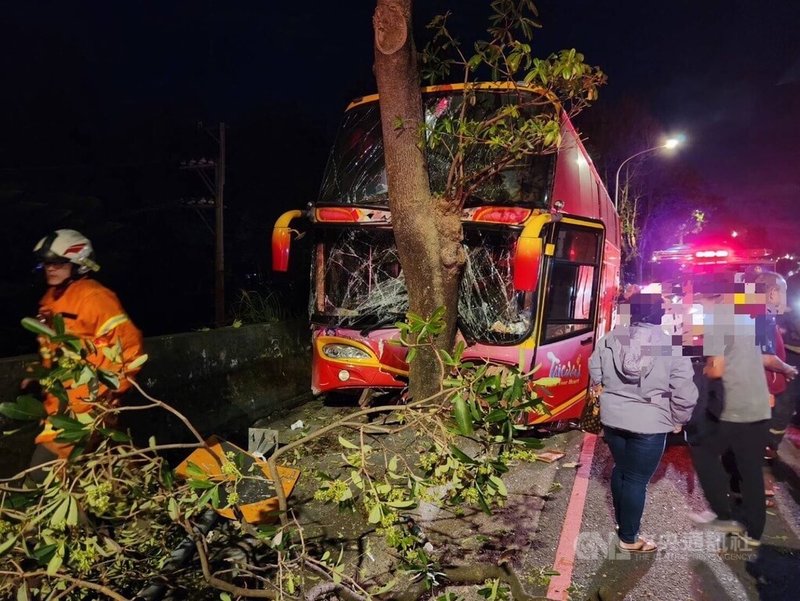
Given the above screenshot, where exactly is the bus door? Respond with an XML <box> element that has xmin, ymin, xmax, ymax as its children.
<box><xmin>530</xmin><ymin>218</ymin><xmax>605</xmax><ymax>423</ymax></box>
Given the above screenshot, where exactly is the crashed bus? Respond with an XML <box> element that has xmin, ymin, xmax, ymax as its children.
<box><xmin>273</xmin><ymin>83</ymin><xmax>621</xmax><ymax>425</ymax></box>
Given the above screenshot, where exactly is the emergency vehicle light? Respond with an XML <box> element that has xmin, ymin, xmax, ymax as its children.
<box><xmin>695</xmin><ymin>250</ymin><xmax>729</xmax><ymax>258</ymax></box>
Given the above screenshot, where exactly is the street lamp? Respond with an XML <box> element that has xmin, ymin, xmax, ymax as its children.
<box><xmin>614</xmin><ymin>137</ymin><xmax>681</xmax><ymax>210</ymax></box>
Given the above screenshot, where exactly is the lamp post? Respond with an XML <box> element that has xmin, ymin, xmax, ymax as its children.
<box><xmin>614</xmin><ymin>138</ymin><xmax>680</xmax><ymax>210</ymax></box>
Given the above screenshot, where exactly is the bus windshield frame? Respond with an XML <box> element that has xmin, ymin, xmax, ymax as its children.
<box><xmin>318</xmin><ymin>90</ymin><xmax>556</xmax><ymax>209</ymax></box>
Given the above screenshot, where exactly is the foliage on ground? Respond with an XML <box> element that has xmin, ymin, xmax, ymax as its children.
<box><xmin>0</xmin><ymin>304</ymin><xmax>558</xmax><ymax>600</ymax></box>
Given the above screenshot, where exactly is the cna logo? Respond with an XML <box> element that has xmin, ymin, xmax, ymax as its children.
<box><xmin>547</xmin><ymin>351</ymin><xmax>582</xmax><ymax>380</ymax></box>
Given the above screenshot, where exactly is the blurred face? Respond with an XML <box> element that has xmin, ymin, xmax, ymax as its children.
<box><xmin>44</xmin><ymin>262</ymin><xmax>72</xmax><ymax>286</ymax></box>
<box><xmin>767</xmin><ymin>282</ymin><xmax>788</xmax><ymax>314</ymax></box>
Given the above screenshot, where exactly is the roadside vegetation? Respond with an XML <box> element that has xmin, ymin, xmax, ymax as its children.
<box><xmin>0</xmin><ymin>309</ymin><xmax>560</xmax><ymax>600</ymax></box>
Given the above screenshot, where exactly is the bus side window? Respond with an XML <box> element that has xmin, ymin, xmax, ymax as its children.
<box><xmin>543</xmin><ymin>225</ymin><xmax>601</xmax><ymax>342</ymax></box>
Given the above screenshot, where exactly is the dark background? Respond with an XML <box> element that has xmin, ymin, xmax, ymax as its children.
<box><xmin>2</xmin><ymin>1</ymin><xmax>799</xmax><ymax>356</ymax></box>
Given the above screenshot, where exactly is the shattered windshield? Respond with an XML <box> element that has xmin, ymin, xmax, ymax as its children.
<box><xmin>318</xmin><ymin>90</ymin><xmax>554</xmax><ymax>207</ymax></box>
<box><xmin>310</xmin><ymin>228</ymin><xmax>408</xmax><ymax>328</ymax></box>
<box><xmin>458</xmin><ymin>228</ymin><xmax>536</xmax><ymax>344</ymax></box>
<box><xmin>312</xmin><ymin>226</ymin><xmax>534</xmax><ymax>342</ymax></box>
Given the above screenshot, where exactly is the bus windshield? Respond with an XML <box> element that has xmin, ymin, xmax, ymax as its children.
<box><xmin>318</xmin><ymin>90</ymin><xmax>555</xmax><ymax>208</ymax></box>
<box><xmin>312</xmin><ymin>227</ymin><xmax>536</xmax><ymax>341</ymax></box>
<box><xmin>459</xmin><ymin>228</ymin><xmax>536</xmax><ymax>344</ymax></box>
<box><xmin>311</xmin><ymin>229</ymin><xmax>408</xmax><ymax>329</ymax></box>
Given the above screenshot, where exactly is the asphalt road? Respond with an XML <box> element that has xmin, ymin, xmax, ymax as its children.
<box><xmin>550</xmin><ymin>431</ymin><xmax>800</xmax><ymax>601</ymax></box>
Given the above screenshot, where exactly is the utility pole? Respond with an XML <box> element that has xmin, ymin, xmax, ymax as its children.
<box><xmin>180</xmin><ymin>122</ymin><xmax>227</xmax><ymax>327</ymax></box>
<box><xmin>215</xmin><ymin>123</ymin><xmax>226</xmax><ymax>328</ymax></box>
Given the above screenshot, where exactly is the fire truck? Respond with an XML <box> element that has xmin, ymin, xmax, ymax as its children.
<box><xmin>273</xmin><ymin>83</ymin><xmax>621</xmax><ymax>424</ymax></box>
<box><xmin>650</xmin><ymin>240</ymin><xmax>775</xmax><ymax>283</ymax></box>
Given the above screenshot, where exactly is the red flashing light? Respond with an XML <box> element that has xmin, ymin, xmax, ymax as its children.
<box><xmin>472</xmin><ymin>207</ymin><xmax>532</xmax><ymax>224</ymax></box>
<box><xmin>695</xmin><ymin>249</ymin><xmax>729</xmax><ymax>259</ymax></box>
<box><xmin>317</xmin><ymin>207</ymin><xmax>360</xmax><ymax>222</ymax></box>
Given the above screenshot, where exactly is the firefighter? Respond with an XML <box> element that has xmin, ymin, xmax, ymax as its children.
<box><xmin>28</xmin><ymin>229</ymin><xmax>143</xmax><ymax>468</ymax></box>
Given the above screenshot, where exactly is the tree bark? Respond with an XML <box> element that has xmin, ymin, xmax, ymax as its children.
<box><xmin>372</xmin><ymin>0</ymin><xmax>461</xmax><ymax>401</ymax></box>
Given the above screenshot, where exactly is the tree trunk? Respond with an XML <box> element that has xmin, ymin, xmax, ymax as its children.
<box><xmin>372</xmin><ymin>0</ymin><xmax>461</xmax><ymax>401</ymax></box>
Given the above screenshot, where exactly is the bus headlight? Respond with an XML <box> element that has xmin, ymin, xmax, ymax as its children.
<box><xmin>322</xmin><ymin>344</ymin><xmax>371</xmax><ymax>360</ymax></box>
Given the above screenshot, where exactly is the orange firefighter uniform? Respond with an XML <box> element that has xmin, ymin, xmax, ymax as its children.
<box><xmin>35</xmin><ymin>278</ymin><xmax>143</xmax><ymax>456</ymax></box>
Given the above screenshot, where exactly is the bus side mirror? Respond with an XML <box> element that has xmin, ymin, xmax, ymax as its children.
<box><xmin>271</xmin><ymin>210</ymin><xmax>304</xmax><ymax>272</ymax></box>
<box><xmin>513</xmin><ymin>236</ymin><xmax>542</xmax><ymax>292</ymax></box>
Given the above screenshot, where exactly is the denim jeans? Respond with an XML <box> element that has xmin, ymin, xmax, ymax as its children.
<box><xmin>603</xmin><ymin>426</ymin><xmax>667</xmax><ymax>544</ymax></box>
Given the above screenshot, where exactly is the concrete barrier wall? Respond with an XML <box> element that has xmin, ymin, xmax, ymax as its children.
<box><xmin>0</xmin><ymin>320</ymin><xmax>312</xmax><ymax>477</ymax></box>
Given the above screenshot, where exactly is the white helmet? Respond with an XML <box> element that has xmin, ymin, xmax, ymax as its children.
<box><xmin>34</xmin><ymin>229</ymin><xmax>100</xmax><ymax>274</ymax></box>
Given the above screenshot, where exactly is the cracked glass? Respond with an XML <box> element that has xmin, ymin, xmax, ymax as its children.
<box><xmin>459</xmin><ymin>228</ymin><xmax>536</xmax><ymax>344</ymax></box>
<box><xmin>310</xmin><ymin>229</ymin><xmax>408</xmax><ymax>330</ymax></box>
<box><xmin>319</xmin><ymin>90</ymin><xmax>554</xmax><ymax>208</ymax></box>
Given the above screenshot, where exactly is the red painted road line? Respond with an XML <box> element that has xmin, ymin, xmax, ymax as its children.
<box><xmin>546</xmin><ymin>432</ymin><xmax>599</xmax><ymax>601</ymax></box>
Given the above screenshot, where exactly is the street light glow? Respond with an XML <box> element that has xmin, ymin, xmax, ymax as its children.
<box><xmin>613</xmin><ymin>134</ymin><xmax>685</xmax><ymax>210</ymax></box>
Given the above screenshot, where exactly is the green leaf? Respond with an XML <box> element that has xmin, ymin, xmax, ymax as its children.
<box><xmin>518</xmin><ymin>437</ymin><xmax>545</xmax><ymax>449</ymax></box>
<box><xmin>75</xmin><ymin>367</ymin><xmax>94</xmax><ymax>386</ymax></box>
<box><xmin>46</xmin><ymin>543</ymin><xmax>64</xmax><ymax>575</ymax></box>
<box><xmin>449</xmin><ymin>445</ymin><xmax>477</xmax><ymax>465</ymax></box>
<box><xmin>127</xmin><ymin>354</ymin><xmax>149</xmax><ymax>370</ymax></box>
<box><xmin>67</xmin><ymin>442</ymin><xmax>86</xmax><ymax>461</ymax></box>
<box><xmin>97</xmin><ymin>427</ymin><xmax>131</xmax><ymax>443</ymax></box>
<box><xmin>0</xmin><ymin>534</ymin><xmax>19</xmax><ymax>557</ymax></box>
<box><xmin>53</xmin><ymin>429</ymin><xmax>89</xmax><ymax>444</ymax></box>
<box><xmin>65</xmin><ymin>496</ymin><xmax>79</xmax><ymax>526</ymax></box>
<box><xmin>453</xmin><ymin>396</ymin><xmax>474</xmax><ymax>436</ymax></box>
<box><xmin>367</xmin><ymin>504</ymin><xmax>382</xmax><ymax>524</ymax></box>
<box><xmin>49</xmin><ymin>415</ymin><xmax>84</xmax><ymax>431</ymax></box>
<box><xmin>96</xmin><ymin>369</ymin><xmax>120</xmax><ymax>390</ymax></box>
<box><xmin>188</xmin><ymin>479</ymin><xmax>216</xmax><ymax>490</ymax></box>
<box><xmin>220</xmin><ymin>593</ymin><xmax>232</xmax><ymax>601</ymax></box>
<box><xmin>168</xmin><ymin>498</ymin><xmax>180</xmax><ymax>521</ymax></box>
<box><xmin>50</xmin><ymin>496</ymin><xmax>71</xmax><ymax>526</ymax></box>
<box><xmin>489</xmin><ymin>475</ymin><xmax>508</xmax><ymax>497</ymax></box>
<box><xmin>32</xmin><ymin>543</ymin><xmax>58</xmax><ymax>564</ymax></box>
<box><xmin>197</xmin><ymin>486</ymin><xmax>217</xmax><ymax>507</ymax></box>
<box><xmin>161</xmin><ymin>464</ymin><xmax>175</xmax><ymax>489</ymax></box>
<box><xmin>52</xmin><ymin>313</ymin><xmax>65</xmax><ymax>336</ymax></box>
<box><xmin>185</xmin><ymin>461</ymin><xmax>208</xmax><ymax>479</ymax></box>
<box><xmin>338</xmin><ymin>435</ymin><xmax>359</xmax><ymax>450</ymax></box>
<box><xmin>21</xmin><ymin>317</ymin><xmax>56</xmax><ymax>338</ymax></box>
<box><xmin>476</xmin><ymin>487</ymin><xmax>492</xmax><ymax>515</ymax></box>
<box><xmin>484</xmin><ymin>409</ymin><xmax>508</xmax><ymax>423</ymax></box>
<box><xmin>387</xmin><ymin>500</ymin><xmax>416</xmax><ymax>509</ymax></box>
<box><xmin>0</xmin><ymin>396</ymin><xmax>45</xmax><ymax>421</ymax></box>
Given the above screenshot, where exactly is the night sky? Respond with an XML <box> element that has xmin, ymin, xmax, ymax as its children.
<box><xmin>2</xmin><ymin>0</ymin><xmax>799</xmax><ymax>353</ymax></box>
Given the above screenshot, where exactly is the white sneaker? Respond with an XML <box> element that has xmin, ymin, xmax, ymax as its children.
<box><xmin>689</xmin><ymin>511</ymin><xmax>746</xmax><ymax>533</ymax></box>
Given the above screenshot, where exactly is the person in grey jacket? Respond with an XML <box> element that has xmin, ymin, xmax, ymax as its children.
<box><xmin>589</xmin><ymin>292</ymin><xmax>698</xmax><ymax>553</ymax></box>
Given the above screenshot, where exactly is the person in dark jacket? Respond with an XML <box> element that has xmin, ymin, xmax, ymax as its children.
<box><xmin>589</xmin><ymin>292</ymin><xmax>698</xmax><ymax>553</ymax></box>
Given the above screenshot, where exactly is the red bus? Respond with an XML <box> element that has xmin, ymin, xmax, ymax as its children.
<box><xmin>273</xmin><ymin>83</ymin><xmax>621</xmax><ymax>424</ymax></box>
